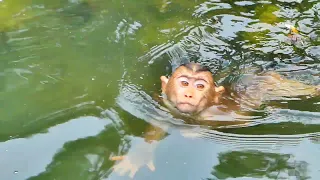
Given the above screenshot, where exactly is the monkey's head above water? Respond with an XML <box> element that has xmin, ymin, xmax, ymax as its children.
<box><xmin>160</xmin><ymin>62</ymin><xmax>225</xmax><ymax>115</ymax></box>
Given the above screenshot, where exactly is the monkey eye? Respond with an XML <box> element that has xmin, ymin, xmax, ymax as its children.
<box><xmin>196</xmin><ymin>84</ymin><xmax>205</xmax><ymax>89</ymax></box>
<box><xmin>178</xmin><ymin>77</ymin><xmax>190</xmax><ymax>87</ymax></box>
<box><xmin>181</xmin><ymin>81</ymin><xmax>189</xmax><ymax>86</ymax></box>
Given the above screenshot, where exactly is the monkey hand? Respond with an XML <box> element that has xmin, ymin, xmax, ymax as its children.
<box><xmin>110</xmin><ymin>139</ymin><xmax>158</xmax><ymax>178</ymax></box>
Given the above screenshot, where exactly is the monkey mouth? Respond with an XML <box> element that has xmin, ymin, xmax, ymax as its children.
<box><xmin>178</xmin><ymin>102</ymin><xmax>194</xmax><ymax>106</ymax></box>
<box><xmin>176</xmin><ymin>102</ymin><xmax>197</xmax><ymax>113</ymax></box>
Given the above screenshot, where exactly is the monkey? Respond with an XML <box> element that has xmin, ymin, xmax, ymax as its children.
<box><xmin>158</xmin><ymin>62</ymin><xmax>244</xmax><ymax>125</ymax></box>
<box><xmin>159</xmin><ymin>62</ymin><xmax>320</xmax><ymax>124</ymax></box>
<box><xmin>110</xmin><ymin>62</ymin><xmax>320</xmax><ymax>178</ymax></box>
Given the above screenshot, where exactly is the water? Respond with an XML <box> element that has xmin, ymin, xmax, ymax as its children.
<box><xmin>0</xmin><ymin>0</ymin><xmax>319</xmax><ymax>179</ymax></box>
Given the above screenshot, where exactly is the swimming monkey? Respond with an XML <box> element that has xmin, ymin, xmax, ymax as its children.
<box><xmin>111</xmin><ymin>62</ymin><xmax>320</xmax><ymax>178</ymax></box>
<box><xmin>160</xmin><ymin>62</ymin><xmax>320</xmax><ymax>122</ymax></box>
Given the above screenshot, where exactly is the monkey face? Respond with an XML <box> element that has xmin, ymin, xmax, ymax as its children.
<box><xmin>161</xmin><ymin>64</ymin><xmax>224</xmax><ymax>114</ymax></box>
<box><xmin>168</xmin><ymin>75</ymin><xmax>211</xmax><ymax>113</ymax></box>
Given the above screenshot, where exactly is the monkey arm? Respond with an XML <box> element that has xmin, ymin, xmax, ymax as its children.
<box><xmin>197</xmin><ymin>105</ymin><xmax>255</xmax><ymax>128</ymax></box>
<box><xmin>143</xmin><ymin>124</ymin><xmax>168</xmax><ymax>143</ymax></box>
<box><xmin>110</xmin><ymin>139</ymin><xmax>157</xmax><ymax>178</ymax></box>
<box><xmin>110</xmin><ymin>124</ymin><xmax>168</xmax><ymax>178</ymax></box>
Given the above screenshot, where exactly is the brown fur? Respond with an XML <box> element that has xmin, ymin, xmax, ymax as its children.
<box><xmin>161</xmin><ymin>63</ymin><xmax>225</xmax><ymax>114</ymax></box>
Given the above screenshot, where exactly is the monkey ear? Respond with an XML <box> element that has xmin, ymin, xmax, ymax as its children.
<box><xmin>213</xmin><ymin>86</ymin><xmax>225</xmax><ymax>104</ymax></box>
<box><xmin>160</xmin><ymin>76</ymin><xmax>169</xmax><ymax>92</ymax></box>
<box><xmin>215</xmin><ymin>86</ymin><xmax>225</xmax><ymax>94</ymax></box>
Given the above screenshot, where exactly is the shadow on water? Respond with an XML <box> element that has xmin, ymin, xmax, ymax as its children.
<box><xmin>210</xmin><ymin>150</ymin><xmax>310</xmax><ymax>179</ymax></box>
<box><xmin>1</xmin><ymin>0</ymin><xmax>320</xmax><ymax>179</ymax></box>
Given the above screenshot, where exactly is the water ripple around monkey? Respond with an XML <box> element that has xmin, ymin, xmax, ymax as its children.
<box><xmin>115</xmin><ymin>82</ymin><xmax>320</xmax><ymax>155</ymax></box>
<box><xmin>134</xmin><ymin>1</ymin><xmax>320</xmax><ymax>145</ymax></box>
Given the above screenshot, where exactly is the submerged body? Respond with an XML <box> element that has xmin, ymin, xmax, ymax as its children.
<box><xmin>234</xmin><ymin>71</ymin><xmax>320</xmax><ymax>107</ymax></box>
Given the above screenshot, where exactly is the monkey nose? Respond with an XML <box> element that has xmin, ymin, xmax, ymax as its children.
<box><xmin>184</xmin><ymin>89</ymin><xmax>194</xmax><ymax>98</ymax></box>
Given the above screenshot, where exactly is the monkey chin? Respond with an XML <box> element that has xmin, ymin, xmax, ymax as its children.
<box><xmin>176</xmin><ymin>103</ymin><xmax>198</xmax><ymax>114</ymax></box>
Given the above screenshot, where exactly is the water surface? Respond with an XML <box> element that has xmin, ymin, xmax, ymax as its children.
<box><xmin>0</xmin><ymin>0</ymin><xmax>320</xmax><ymax>179</ymax></box>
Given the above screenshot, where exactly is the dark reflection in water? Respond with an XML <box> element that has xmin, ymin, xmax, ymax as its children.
<box><xmin>0</xmin><ymin>116</ymin><xmax>115</xmax><ymax>180</ymax></box>
<box><xmin>27</xmin><ymin>123</ymin><xmax>121</xmax><ymax>180</ymax></box>
<box><xmin>211</xmin><ymin>151</ymin><xmax>309</xmax><ymax>179</ymax></box>
<box><xmin>58</xmin><ymin>1</ymin><xmax>94</xmax><ymax>27</ymax></box>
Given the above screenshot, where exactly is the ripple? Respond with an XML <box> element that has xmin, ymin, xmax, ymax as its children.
<box><xmin>181</xmin><ymin>127</ymin><xmax>320</xmax><ymax>152</ymax></box>
<box><xmin>116</xmin><ymin>83</ymin><xmax>178</xmax><ymax>124</ymax></box>
<box><xmin>139</xmin><ymin>42</ymin><xmax>175</xmax><ymax>64</ymax></box>
<box><xmin>1</xmin><ymin>0</ymin><xmax>320</xmax><ymax>178</ymax></box>
<box><xmin>264</xmin><ymin>108</ymin><xmax>320</xmax><ymax>125</ymax></box>
<box><xmin>24</xmin><ymin>101</ymin><xmax>96</xmax><ymax>127</ymax></box>
<box><xmin>234</xmin><ymin>1</ymin><xmax>255</xmax><ymax>6</ymax></box>
<box><xmin>193</xmin><ymin>1</ymin><xmax>232</xmax><ymax>17</ymax></box>
<box><xmin>114</xmin><ymin>19</ymin><xmax>142</xmax><ymax>43</ymax></box>
<box><xmin>306</xmin><ymin>46</ymin><xmax>320</xmax><ymax>59</ymax></box>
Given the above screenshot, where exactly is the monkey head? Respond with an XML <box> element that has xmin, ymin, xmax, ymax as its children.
<box><xmin>160</xmin><ymin>62</ymin><xmax>225</xmax><ymax>115</ymax></box>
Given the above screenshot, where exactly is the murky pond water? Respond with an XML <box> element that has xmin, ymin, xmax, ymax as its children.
<box><xmin>1</xmin><ymin>0</ymin><xmax>320</xmax><ymax>179</ymax></box>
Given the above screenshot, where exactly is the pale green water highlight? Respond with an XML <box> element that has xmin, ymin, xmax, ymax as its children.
<box><xmin>0</xmin><ymin>0</ymin><xmax>320</xmax><ymax>179</ymax></box>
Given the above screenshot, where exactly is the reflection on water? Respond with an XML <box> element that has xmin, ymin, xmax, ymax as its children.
<box><xmin>211</xmin><ymin>151</ymin><xmax>310</xmax><ymax>179</ymax></box>
<box><xmin>0</xmin><ymin>116</ymin><xmax>113</xmax><ymax>180</ymax></box>
<box><xmin>0</xmin><ymin>0</ymin><xmax>320</xmax><ymax>179</ymax></box>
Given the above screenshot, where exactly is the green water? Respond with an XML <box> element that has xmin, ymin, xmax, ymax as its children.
<box><xmin>1</xmin><ymin>0</ymin><xmax>320</xmax><ymax>179</ymax></box>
